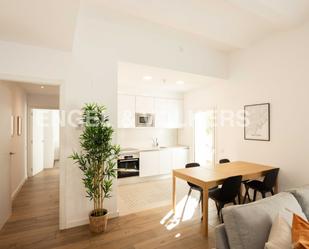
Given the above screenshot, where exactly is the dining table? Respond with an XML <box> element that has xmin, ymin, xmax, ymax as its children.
<box><xmin>172</xmin><ymin>161</ymin><xmax>279</xmax><ymax>237</ymax></box>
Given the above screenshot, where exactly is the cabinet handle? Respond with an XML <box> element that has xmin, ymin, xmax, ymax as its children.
<box><xmin>9</xmin><ymin>152</ymin><xmax>15</xmax><ymax>155</ymax></box>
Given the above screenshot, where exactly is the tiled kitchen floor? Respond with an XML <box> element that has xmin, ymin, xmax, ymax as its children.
<box><xmin>117</xmin><ymin>177</ymin><xmax>220</xmax><ymax>227</ymax></box>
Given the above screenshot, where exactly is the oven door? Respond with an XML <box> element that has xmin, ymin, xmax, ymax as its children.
<box><xmin>117</xmin><ymin>158</ymin><xmax>139</xmax><ymax>178</ymax></box>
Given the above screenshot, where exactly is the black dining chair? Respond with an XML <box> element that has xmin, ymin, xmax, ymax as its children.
<box><xmin>219</xmin><ymin>159</ymin><xmax>230</xmax><ymax>164</ymax></box>
<box><xmin>209</xmin><ymin>175</ymin><xmax>242</xmax><ymax>222</ymax></box>
<box><xmin>243</xmin><ymin>168</ymin><xmax>279</xmax><ymax>203</ymax></box>
<box><xmin>185</xmin><ymin>163</ymin><xmax>203</xmax><ymax>201</ymax></box>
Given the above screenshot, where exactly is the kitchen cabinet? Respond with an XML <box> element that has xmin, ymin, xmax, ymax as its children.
<box><xmin>135</xmin><ymin>96</ymin><xmax>154</xmax><ymax>114</ymax></box>
<box><xmin>118</xmin><ymin>94</ymin><xmax>135</xmax><ymax>128</ymax></box>
<box><xmin>154</xmin><ymin>98</ymin><xmax>183</xmax><ymax>128</ymax></box>
<box><xmin>154</xmin><ymin>98</ymin><xmax>169</xmax><ymax>128</ymax></box>
<box><xmin>140</xmin><ymin>151</ymin><xmax>160</xmax><ymax>177</ymax></box>
<box><xmin>172</xmin><ymin>148</ymin><xmax>189</xmax><ymax>169</ymax></box>
<box><xmin>168</xmin><ymin>99</ymin><xmax>183</xmax><ymax>128</ymax></box>
<box><xmin>139</xmin><ymin>147</ymin><xmax>189</xmax><ymax>177</ymax></box>
<box><xmin>159</xmin><ymin>149</ymin><xmax>173</xmax><ymax>174</ymax></box>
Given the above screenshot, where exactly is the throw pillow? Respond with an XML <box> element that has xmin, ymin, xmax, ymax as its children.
<box><xmin>292</xmin><ymin>214</ymin><xmax>309</xmax><ymax>249</ymax></box>
<box><xmin>264</xmin><ymin>214</ymin><xmax>292</xmax><ymax>249</ymax></box>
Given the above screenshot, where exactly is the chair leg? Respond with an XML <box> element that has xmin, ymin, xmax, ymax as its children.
<box><xmin>243</xmin><ymin>187</ymin><xmax>249</xmax><ymax>204</ymax></box>
<box><xmin>188</xmin><ymin>187</ymin><xmax>192</xmax><ymax>197</ymax></box>
<box><xmin>253</xmin><ymin>190</ymin><xmax>257</xmax><ymax>201</ymax></box>
<box><xmin>271</xmin><ymin>189</ymin><xmax>274</xmax><ymax>195</ymax></box>
<box><xmin>218</xmin><ymin>203</ymin><xmax>224</xmax><ymax>223</ymax></box>
<box><xmin>233</xmin><ymin>199</ymin><xmax>237</xmax><ymax>205</ymax></box>
<box><xmin>261</xmin><ymin>192</ymin><xmax>266</xmax><ymax>199</ymax></box>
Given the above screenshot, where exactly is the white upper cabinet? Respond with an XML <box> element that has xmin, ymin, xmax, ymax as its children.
<box><xmin>155</xmin><ymin>98</ymin><xmax>183</xmax><ymax>128</ymax></box>
<box><xmin>118</xmin><ymin>94</ymin><xmax>136</xmax><ymax>128</ymax></box>
<box><xmin>154</xmin><ymin>98</ymin><xmax>169</xmax><ymax>128</ymax></box>
<box><xmin>118</xmin><ymin>94</ymin><xmax>183</xmax><ymax>128</ymax></box>
<box><xmin>135</xmin><ymin>96</ymin><xmax>155</xmax><ymax>114</ymax></box>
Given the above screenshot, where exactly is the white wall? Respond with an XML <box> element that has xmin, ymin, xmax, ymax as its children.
<box><xmin>0</xmin><ymin>40</ymin><xmax>71</xmax><ymax>83</ymax></box>
<box><xmin>118</xmin><ymin>128</ymin><xmax>178</xmax><ymax>148</ymax></box>
<box><xmin>180</xmin><ymin>20</ymin><xmax>309</xmax><ymax>191</ymax></box>
<box><xmin>28</xmin><ymin>94</ymin><xmax>59</xmax><ymax>109</ymax></box>
<box><xmin>60</xmin><ymin>0</ymin><xmax>228</xmax><ymax>229</ymax></box>
<box><xmin>8</xmin><ymin>83</ymin><xmax>28</xmax><ymax>200</ymax></box>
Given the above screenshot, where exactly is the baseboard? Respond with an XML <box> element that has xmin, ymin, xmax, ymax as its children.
<box><xmin>64</xmin><ymin>211</ymin><xmax>119</xmax><ymax>230</ymax></box>
<box><xmin>11</xmin><ymin>177</ymin><xmax>27</xmax><ymax>201</ymax></box>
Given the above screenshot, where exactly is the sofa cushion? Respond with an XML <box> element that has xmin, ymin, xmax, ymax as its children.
<box><xmin>289</xmin><ymin>185</ymin><xmax>309</xmax><ymax>220</ymax></box>
<box><xmin>222</xmin><ymin>192</ymin><xmax>304</xmax><ymax>249</ymax></box>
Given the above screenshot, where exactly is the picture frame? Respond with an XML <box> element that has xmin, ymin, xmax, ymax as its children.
<box><xmin>244</xmin><ymin>103</ymin><xmax>270</xmax><ymax>141</ymax></box>
<box><xmin>17</xmin><ymin>116</ymin><xmax>22</xmax><ymax>136</ymax></box>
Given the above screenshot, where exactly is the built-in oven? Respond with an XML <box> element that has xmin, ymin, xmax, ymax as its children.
<box><xmin>117</xmin><ymin>153</ymin><xmax>139</xmax><ymax>178</ymax></box>
<box><xmin>135</xmin><ymin>113</ymin><xmax>155</xmax><ymax>127</ymax></box>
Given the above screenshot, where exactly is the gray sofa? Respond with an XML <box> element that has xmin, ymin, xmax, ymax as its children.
<box><xmin>215</xmin><ymin>185</ymin><xmax>309</xmax><ymax>249</ymax></box>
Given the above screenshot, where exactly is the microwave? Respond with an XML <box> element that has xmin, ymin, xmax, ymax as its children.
<box><xmin>135</xmin><ymin>113</ymin><xmax>155</xmax><ymax>127</ymax></box>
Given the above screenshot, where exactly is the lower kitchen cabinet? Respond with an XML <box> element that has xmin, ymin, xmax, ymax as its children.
<box><xmin>139</xmin><ymin>151</ymin><xmax>160</xmax><ymax>177</ymax></box>
<box><xmin>140</xmin><ymin>148</ymin><xmax>189</xmax><ymax>177</ymax></box>
<box><xmin>172</xmin><ymin>148</ymin><xmax>189</xmax><ymax>170</ymax></box>
<box><xmin>159</xmin><ymin>149</ymin><xmax>173</xmax><ymax>175</ymax></box>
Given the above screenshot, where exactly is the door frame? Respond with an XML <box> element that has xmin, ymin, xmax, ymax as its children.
<box><xmin>193</xmin><ymin>107</ymin><xmax>217</xmax><ymax>168</ymax></box>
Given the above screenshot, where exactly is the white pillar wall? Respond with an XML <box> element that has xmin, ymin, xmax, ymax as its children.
<box><xmin>59</xmin><ymin>0</ymin><xmax>228</xmax><ymax>229</ymax></box>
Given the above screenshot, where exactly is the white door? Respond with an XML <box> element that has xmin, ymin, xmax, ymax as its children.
<box><xmin>31</xmin><ymin>109</ymin><xmax>45</xmax><ymax>175</ymax></box>
<box><xmin>0</xmin><ymin>83</ymin><xmax>12</xmax><ymax>229</ymax></box>
<box><xmin>194</xmin><ymin>111</ymin><xmax>215</xmax><ymax>168</ymax></box>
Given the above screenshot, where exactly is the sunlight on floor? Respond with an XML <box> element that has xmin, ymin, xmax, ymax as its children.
<box><xmin>160</xmin><ymin>194</ymin><xmax>201</xmax><ymax>230</ymax></box>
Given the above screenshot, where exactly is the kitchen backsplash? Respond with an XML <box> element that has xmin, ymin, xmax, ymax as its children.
<box><xmin>117</xmin><ymin>128</ymin><xmax>178</xmax><ymax>148</ymax></box>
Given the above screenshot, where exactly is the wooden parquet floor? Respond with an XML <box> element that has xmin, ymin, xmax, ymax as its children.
<box><xmin>0</xmin><ymin>168</ymin><xmax>216</xmax><ymax>249</ymax></box>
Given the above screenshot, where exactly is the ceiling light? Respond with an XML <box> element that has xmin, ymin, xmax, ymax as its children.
<box><xmin>143</xmin><ymin>76</ymin><xmax>152</xmax><ymax>81</ymax></box>
<box><xmin>176</xmin><ymin>80</ymin><xmax>185</xmax><ymax>85</ymax></box>
<box><xmin>40</xmin><ymin>86</ymin><xmax>45</xmax><ymax>89</ymax></box>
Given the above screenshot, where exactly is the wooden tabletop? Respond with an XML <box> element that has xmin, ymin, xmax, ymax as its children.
<box><xmin>173</xmin><ymin>161</ymin><xmax>277</xmax><ymax>188</ymax></box>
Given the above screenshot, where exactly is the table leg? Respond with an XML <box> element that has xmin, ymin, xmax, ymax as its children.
<box><xmin>202</xmin><ymin>186</ymin><xmax>209</xmax><ymax>236</ymax></box>
<box><xmin>172</xmin><ymin>173</ymin><xmax>176</xmax><ymax>214</ymax></box>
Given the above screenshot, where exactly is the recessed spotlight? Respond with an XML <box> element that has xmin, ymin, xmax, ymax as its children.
<box><xmin>176</xmin><ymin>80</ymin><xmax>185</xmax><ymax>85</ymax></box>
<box><xmin>40</xmin><ymin>86</ymin><xmax>45</xmax><ymax>89</ymax></box>
<box><xmin>143</xmin><ymin>76</ymin><xmax>152</xmax><ymax>81</ymax></box>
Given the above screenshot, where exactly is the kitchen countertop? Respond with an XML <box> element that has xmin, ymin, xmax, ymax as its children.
<box><xmin>120</xmin><ymin>145</ymin><xmax>189</xmax><ymax>155</ymax></box>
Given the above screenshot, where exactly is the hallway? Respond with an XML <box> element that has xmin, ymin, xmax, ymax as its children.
<box><xmin>0</xmin><ymin>168</ymin><xmax>60</xmax><ymax>249</ymax></box>
<box><xmin>0</xmin><ymin>167</ymin><xmax>215</xmax><ymax>249</ymax></box>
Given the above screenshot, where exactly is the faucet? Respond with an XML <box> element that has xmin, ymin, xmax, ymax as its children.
<box><xmin>152</xmin><ymin>137</ymin><xmax>159</xmax><ymax>147</ymax></box>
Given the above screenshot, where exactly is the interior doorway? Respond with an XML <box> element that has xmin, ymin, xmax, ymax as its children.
<box><xmin>194</xmin><ymin>110</ymin><xmax>216</xmax><ymax>168</ymax></box>
<box><xmin>30</xmin><ymin>109</ymin><xmax>60</xmax><ymax>176</ymax></box>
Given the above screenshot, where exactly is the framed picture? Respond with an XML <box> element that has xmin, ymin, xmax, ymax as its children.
<box><xmin>244</xmin><ymin>103</ymin><xmax>270</xmax><ymax>141</ymax></box>
<box><xmin>17</xmin><ymin>116</ymin><xmax>22</xmax><ymax>136</ymax></box>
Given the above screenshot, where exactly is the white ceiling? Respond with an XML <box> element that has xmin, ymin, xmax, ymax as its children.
<box><xmin>0</xmin><ymin>0</ymin><xmax>308</xmax><ymax>51</ymax></box>
<box><xmin>0</xmin><ymin>0</ymin><xmax>80</xmax><ymax>50</ymax></box>
<box><xmin>101</xmin><ymin>0</ymin><xmax>309</xmax><ymax>51</ymax></box>
<box><xmin>118</xmin><ymin>62</ymin><xmax>226</xmax><ymax>93</ymax></box>
<box><xmin>17</xmin><ymin>82</ymin><xmax>59</xmax><ymax>96</ymax></box>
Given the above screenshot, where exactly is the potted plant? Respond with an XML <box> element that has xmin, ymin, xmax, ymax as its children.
<box><xmin>71</xmin><ymin>103</ymin><xmax>120</xmax><ymax>233</ymax></box>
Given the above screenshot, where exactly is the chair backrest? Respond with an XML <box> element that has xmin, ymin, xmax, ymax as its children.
<box><xmin>219</xmin><ymin>159</ymin><xmax>230</xmax><ymax>164</ymax></box>
<box><xmin>221</xmin><ymin>175</ymin><xmax>242</xmax><ymax>202</ymax></box>
<box><xmin>185</xmin><ymin>163</ymin><xmax>200</xmax><ymax>188</ymax></box>
<box><xmin>185</xmin><ymin>163</ymin><xmax>200</xmax><ymax>169</ymax></box>
<box><xmin>263</xmin><ymin>168</ymin><xmax>279</xmax><ymax>190</ymax></box>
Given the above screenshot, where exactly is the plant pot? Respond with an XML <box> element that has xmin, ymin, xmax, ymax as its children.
<box><xmin>89</xmin><ymin>209</ymin><xmax>108</xmax><ymax>233</ymax></box>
